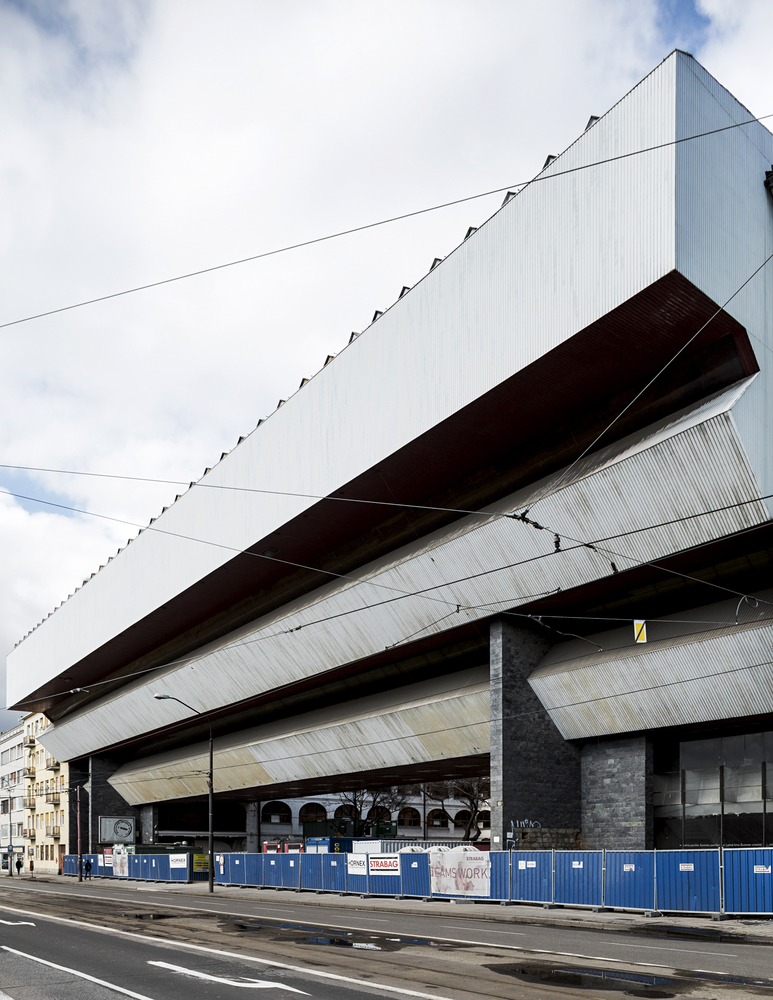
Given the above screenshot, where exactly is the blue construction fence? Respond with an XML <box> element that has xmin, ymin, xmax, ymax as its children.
<box><xmin>62</xmin><ymin>847</ymin><xmax>773</xmax><ymax>915</ymax></box>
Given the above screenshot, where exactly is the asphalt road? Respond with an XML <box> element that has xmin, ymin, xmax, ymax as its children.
<box><xmin>1</xmin><ymin>879</ymin><xmax>772</xmax><ymax>999</ymax></box>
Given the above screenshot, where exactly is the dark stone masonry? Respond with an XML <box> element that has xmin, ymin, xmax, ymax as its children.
<box><xmin>581</xmin><ymin>735</ymin><xmax>653</xmax><ymax>849</ymax></box>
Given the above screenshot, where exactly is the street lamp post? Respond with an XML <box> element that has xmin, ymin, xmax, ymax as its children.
<box><xmin>153</xmin><ymin>694</ymin><xmax>214</xmax><ymax>893</ymax></box>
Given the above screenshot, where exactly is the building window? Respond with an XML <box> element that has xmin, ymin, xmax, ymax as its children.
<box><xmin>261</xmin><ymin>801</ymin><xmax>291</xmax><ymax>825</ymax></box>
<box><xmin>427</xmin><ymin>809</ymin><xmax>450</xmax><ymax>829</ymax></box>
<box><xmin>397</xmin><ymin>807</ymin><xmax>421</xmax><ymax>827</ymax></box>
<box><xmin>299</xmin><ymin>803</ymin><xmax>326</xmax><ymax>824</ymax></box>
<box><xmin>454</xmin><ymin>810</ymin><xmax>471</xmax><ymax>830</ymax></box>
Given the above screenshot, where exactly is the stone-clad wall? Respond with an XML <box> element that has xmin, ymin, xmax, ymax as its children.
<box><xmin>490</xmin><ymin>620</ymin><xmax>582</xmax><ymax>848</ymax></box>
<box><xmin>581</xmin><ymin>736</ymin><xmax>653</xmax><ymax>849</ymax></box>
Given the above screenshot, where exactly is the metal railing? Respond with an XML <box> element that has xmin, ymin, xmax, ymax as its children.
<box><xmin>45</xmin><ymin>826</ymin><xmax>60</xmax><ymax>838</ymax></box>
<box><xmin>45</xmin><ymin>793</ymin><xmax>60</xmax><ymax>805</ymax></box>
<box><xmin>22</xmin><ymin>797</ymin><xmax>36</xmax><ymax>809</ymax></box>
<box><xmin>22</xmin><ymin>767</ymin><xmax>35</xmax><ymax>778</ymax></box>
<box><xmin>45</xmin><ymin>757</ymin><xmax>59</xmax><ymax>770</ymax></box>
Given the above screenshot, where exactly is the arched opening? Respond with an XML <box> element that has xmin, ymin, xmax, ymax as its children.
<box><xmin>261</xmin><ymin>801</ymin><xmax>291</xmax><ymax>824</ymax></box>
<box><xmin>335</xmin><ymin>804</ymin><xmax>360</xmax><ymax>820</ymax></box>
<box><xmin>299</xmin><ymin>802</ymin><xmax>326</xmax><ymax>824</ymax></box>
<box><xmin>454</xmin><ymin>810</ymin><xmax>471</xmax><ymax>830</ymax></box>
<box><xmin>397</xmin><ymin>807</ymin><xmax>421</xmax><ymax>828</ymax></box>
<box><xmin>367</xmin><ymin>806</ymin><xmax>391</xmax><ymax>822</ymax></box>
<box><xmin>427</xmin><ymin>809</ymin><xmax>450</xmax><ymax>829</ymax></box>
<box><xmin>477</xmin><ymin>810</ymin><xmax>491</xmax><ymax>828</ymax></box>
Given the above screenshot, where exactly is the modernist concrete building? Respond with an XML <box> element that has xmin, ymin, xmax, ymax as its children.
<box><xmin>6</xmin><ymin>51</ymin><xmax>773</xmax><ymax>852</ymax></box>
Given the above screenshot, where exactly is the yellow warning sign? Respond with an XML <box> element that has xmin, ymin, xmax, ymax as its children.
<box><xmin>634</xmin><ymin>620</ymin><xmax>647</xmax><ymax>643</ymax></box>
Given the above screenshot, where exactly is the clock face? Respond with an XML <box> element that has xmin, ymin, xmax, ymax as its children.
<box><xmin>114</xmin><ymin>819</ymin><xmax>133</xmax><ymax>838</ymax></box>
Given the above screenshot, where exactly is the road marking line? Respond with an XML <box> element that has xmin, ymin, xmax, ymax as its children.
<box><xmin>0</xmin><ymin>991</ymin><xmax>16</xmax><ymax>1000</ymax></box>
<box><xmin>0</xmin><ymin>909</ymin><xmax>458</xmax><ymax>1000</ymax></box>
<box><xmin>436</xmin><ymin>925</ymin><xmax>526</xmax><ymax>935</ymax></box>
<box><xmin>1</xmin><ymin>946</ymin><xmax>156</xmax><ymax>1000</ymax></box>
<box><xmin>604</xmin><ymin>941</ymin><xmax>737</xmax><ymax>957</ymax></box>
<box><xmin>0</xmin><ymin>919</ymin><xmax>35</xmax><ymax>926</ymax></box>
<box><xmin>148</xmin><ymin>961</ymin><xmax>308</xmax><ymax>992</ymax></box>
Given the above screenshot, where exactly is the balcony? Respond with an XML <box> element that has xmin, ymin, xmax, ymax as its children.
<box><xmin>45</xmin><ymin>757</ymin><xmax>60</xmax><ymax>770</ymax></box>
<box><xmin>45</xmin><ymin>826</ymin><xmax>60</xmax><ymax>838</ymax></box>
<box><xmin>24</xmin><ymin>828</ymin><xmax>35</xmax><ymax>839</ymax></box>
<box><xmin>23</xmin><ymin>736</ymin><xmax>35</xmax><ymax>748</ymax></box>
<box><xmin>22</xmin><ymin>797</ymin><xmax>36</xmax><ymax>809</ymax></box>
<box><xmin>45</xmin><ymin>793</ymin><xmax>60</xmax><ymax>805</ymax></box>
<box><xmin>22</xmin><ymin>766</ymin><xmax>35</xmax><ymax>778</ymax></box>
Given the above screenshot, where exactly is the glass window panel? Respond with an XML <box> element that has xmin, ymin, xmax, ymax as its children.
<box><xmin>654</xmin><ymin>816</ymin><xmax>682</xmax><ymax>849</ymax></box>
<box><xmin>681</xmin><ymin>738</ymin><xmax>721</xmax><ymax>770</ymax></box>
<box><xmin>653</xmin><ymin>772</ymin><xmax>681</xmax><ymax>807</ymax></box>
<box><xmin>765</xmin><ymin>731</ymin><xmax>773</xmax><ymax>765</ymax></box>
<box><xmin>721</xmin><ymin>733</ymin><xmax>762</xmax><ymax>767</ymax></box>
<box><xmin>724</xmin><ymin>811</ymin><xmax>763</xmax><ymax>846</ymax></box>
<box><xmin>723</xmin><ymin>764</ymin><xmax>762</xmax><ymax>802</ymax></box>
<box><xmin>684</xmin><ymin>811</ymin><xmax>720</xmax><ymax>846</ymax></box>
<box><xmin>684</xmin><ymin>768</ymin><xmax>720</xmax><ymax>804</ymax></box>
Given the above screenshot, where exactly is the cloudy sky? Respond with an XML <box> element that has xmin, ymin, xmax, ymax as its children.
<box><xmin>1</xmin><ymin>0</ymin><xmax>772</xmax><ymax>728</ymax></box>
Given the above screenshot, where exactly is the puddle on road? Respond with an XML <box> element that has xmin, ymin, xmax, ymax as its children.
<box><xmin>489</xmin><ymin>964</ymin><xmax>677</xmax><ymax>997</ymax></box>
<box><xmin>120</xmin><ymin>913</ymin><xmax>173</xmax><ymax>921</ymax></box>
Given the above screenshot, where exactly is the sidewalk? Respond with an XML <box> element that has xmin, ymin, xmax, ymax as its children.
<box><xmin>18</xmin><ymin>874</ymin><xmax>773</xmax><ymax>946</ymax></box>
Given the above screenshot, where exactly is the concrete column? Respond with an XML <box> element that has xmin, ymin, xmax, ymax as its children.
<box><xmin>245</xmin><ymin>802</ymin><xmax>260</xmax><ymax>853</ymax></box>
<box><xmin>140</xmin><ymin>804</ymin><xmax>158</xmax><ymax>845</ymax></box>
<box><xmin>581</xmin><ymin>736</ymin><xmax>653</xmax><ymax>849</ymax></box>
<box><xmin>489</xmin><ymin>619</ymin><xmax>581</xmax><ymax>848</ymax></box>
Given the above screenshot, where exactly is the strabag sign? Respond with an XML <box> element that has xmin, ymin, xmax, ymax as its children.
<box><xmin>368</xmin><ymin>853</ymin><xmax>400</xmax><ymax>875</ymax></box>
<box><xmin>429</xmin><ymin>850</ymin><xmax>490</xmax><ymax>897</ymax></box>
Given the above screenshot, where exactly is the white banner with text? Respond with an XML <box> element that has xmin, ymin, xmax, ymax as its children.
<box><xmin>429</xmin><ymin>851</ymin><xmax>490</xmax><ymax>896</ymax></box>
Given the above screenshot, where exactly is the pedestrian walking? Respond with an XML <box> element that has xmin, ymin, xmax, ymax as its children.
<box><xmin>84</xmin><ymin>858</ymin><xmax>92</xmax><ymax>880</ymax></box>
<box><xmin>14</xmin><ymin>857</ymin><xmax>22</xmax><ymax>875</ymax></box>
<box><xmin>29</xmin><ymin>859</ymin><xmax>34</xmax><ymax>878</ymax></box>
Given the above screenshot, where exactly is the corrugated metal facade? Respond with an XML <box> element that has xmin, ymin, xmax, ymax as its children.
<box><xmin>7</xmin><ymin>54</ymin><xmax>682</xmax><ymax>707</ymax></box>
<box><xmin>43</xmin><ymin>383</ymin><xmax>768</xmax><ymax>762</ymax></box>
<box><xmin>108</xmin><ymin>669</ymin><xmax>489</xmax><ymax>805</ymax></box>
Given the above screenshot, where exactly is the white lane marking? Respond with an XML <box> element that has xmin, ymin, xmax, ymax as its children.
<box><xmin>0</xmin><ymin>919</ymin><xmax>35</xmax><ymax>926</ymax></box>
<box><xmin>604</xmin><ymin>941</ymin><xmax>737</xmax><ymax>957</ymax></box>
<box><xmin>1</xmin><ymin>946</ymin><xmax>156</xmax><ymax>1000</ymax></box>
<box><xmin>436</xmin><ymin>925</ymin><xmax>526</xmax><ymax>935</ymax></box>
<box><xmin>0</xmin><ymin>908</ymin><xmax>458</xmax><ymax>1000</ymax></box>
<box><xmin>0</xmin><ymin>991</ymin><xmax>16</xmax><ymax>1000</ymax></box>
<box><xmin>149</xmin><ymin>961</ymin><xmax>308</xmax><ymax>992</ymax></box>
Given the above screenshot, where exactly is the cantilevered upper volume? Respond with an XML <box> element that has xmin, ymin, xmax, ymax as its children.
<box><xmin>6</xmin><ymin>53</ymin><xmax>773</xmax><ymax>803</ymax></box>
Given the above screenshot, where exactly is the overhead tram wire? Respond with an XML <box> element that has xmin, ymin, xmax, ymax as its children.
<box><xmin>4</xmin><ymin>485</ymin><xmax>772</xmax><ymax>614</ymax></box>
<box><xmin>8</xmin><ymin>487</ymin><xmax>773</xmax><ymax>704</ymax></box>
<box><xmin>1</xmin><ymin>112</ymin><xmax>772</xmax><ymax>332</ymax></box>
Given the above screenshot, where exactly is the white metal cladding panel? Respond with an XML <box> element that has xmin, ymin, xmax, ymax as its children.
<box><xmin>40</xmin><ymin>404</ymin><xmax>767</xmax><ymax>763</ymax></box>
<box><xmin>6</xmin><ymin>55</ymin><xmax>679</xmax><ymax>705</ymax></box>
<box><xmin>107</xmin><ymin>674</ymin><xmax>490</xmax><ymax>805</ymax></box>
<box><xmin>674</xmin><ymin>53</ymin><xmax>773</xmax><ymax>501</ymax></box>
<box><xmin>529</xmin><ymin>623</ymin><xmax>773</xmax><ymax>739</ymax></box>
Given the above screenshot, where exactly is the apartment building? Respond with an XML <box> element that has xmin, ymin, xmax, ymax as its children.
<box><xmin>0</xmin><ymin>722</ymin><xmax>25</xmax><ymax>872</ymax></box>
<box><xmin>23</xmin><ymin>712</ymin><xmax>69</xmax><ymax>874</ymax></box>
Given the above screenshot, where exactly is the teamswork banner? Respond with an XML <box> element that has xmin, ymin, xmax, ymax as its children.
<box><xmin>429</xmin><ymin>850</ymin><xmax>490</xmax><ymax>896</ymax></box>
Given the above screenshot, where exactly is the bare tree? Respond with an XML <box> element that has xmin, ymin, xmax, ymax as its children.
<box><xmin>424</xmin><ymin>778</ymin><xmax>490</xmax><ymax>841</ymax></box>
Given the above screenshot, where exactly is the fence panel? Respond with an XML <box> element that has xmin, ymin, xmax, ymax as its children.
<box><xmin>490</xmin><ymin>851</ymin><xmax>510</xmax><ymax>900</ymax></box>
<box><xmin>168</xmin><ymin>855</ymin><xmax>191</xmax><ymax>882</ymax></box>
<box><xmin>63</xmin><ymin>855</ymin><xmax>77</xmax><ymax>875</ymax></box>
<box><xmin>346</xmin><ymin>854</ymin><xmax>368</xmax><ymax>894</ymax></box>
<box><xmin>323</xmin><ymin>854</ymin><xmax>346</xmax><ymax>892</ymax></box>
<box><xmin>215</xmin><ymin>853</ymin><xmax>232</xmax><ymax>884</ymax></box>
<box><xmin>264</xmin><ymin>855</ymin><xmax>283</xmax><ymax>887</ymax></box>
<box><xmin>554</xmin><ymin>851</ymin><xmax>603</xmax><ymax>906</ymax></box>
<box><xmin>301</xmin><ymin>853</ymin><xmax>324</xmax><ymax>890</ymax></box>
<box><xmin>230</xmin><ymin>853</ymin><xmax>248</xmax><ymax>885</ymax></box>
<box><xmin>129</xmin><ymin>854</ymin><xmax>142</xmax><ymax>879</ymax></box>
<box><xmin>511</xmin><ymin>851</ymin><xmax>552</xmax><ymax>903</ymax></box>
<box><xmin>655</xmin><ymin>850</ymin><xmax>721</xmax><ymax>913</ymax></box>
<box><xmin>723</xmin><ymin>848</ymin><xmax>773</xmax><ymax>914</ymax></box>
<box><xmin>152</xmin><ymin>855</ymin><xmax>171</xmax><ymax>881</ymax></box>
<box><xmin>604</xmin><ymin>852</ymin><xmax>655</xmax><ymax>910</ymax></box>
<box><xmin>400</xmin><ymin>854</ymin><xmax>430</xmax><ymax>897</ymax></box>
<box><xmin>245</xmin><ymin>852</ymin><xmax>263</xmax><ymax>887</ymax></box>
<box><xmin>280</xmin><ymin>854</ymin><xmax>301</xmax><ymax>889</ymax></box>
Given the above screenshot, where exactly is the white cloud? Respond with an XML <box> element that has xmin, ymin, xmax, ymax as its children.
<box><xmin>0</xmin><ymin>0</ymin><xmax>770</xmax><ymax>725</ymax></box>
